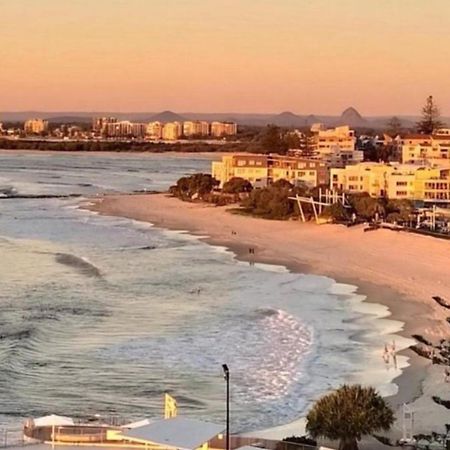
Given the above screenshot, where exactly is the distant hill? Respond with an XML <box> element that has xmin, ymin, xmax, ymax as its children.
<box><xmin>335</xmin><ymin>107</ymin><xmax>367</xmax><ymax>127</ymax></box>
<box><xmin>268</xmin><ymin>111</ymin><xmax>304</xmax><ymax>127</ymax></box>
<box><xmin>305</xmin><ymin>114</ymin><xmax>320</xmax><ymax>126</ymax></box>
<box><xmin>149</xmin><ymin>110</ymin><xmax>185</xmax><ymax>122</ymax></box>
<box><xmin>2</xmin><ymin>110</ymin><xmax>449</xmax><ymax>129</ymax></box>
<box><xmin>47</xmin><ymin>116</ymin><xmax>93</xmax><ymax>124</ymax></box>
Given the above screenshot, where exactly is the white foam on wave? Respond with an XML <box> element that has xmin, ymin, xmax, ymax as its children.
<box><xmin>72</xmin><ymin>201</ymin><xmax>414</xmax><ymax>432</ymax></box>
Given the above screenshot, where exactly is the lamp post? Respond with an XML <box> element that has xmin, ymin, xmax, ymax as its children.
<box><xmin>222</xmin><ymin>364</ymin><xmax>230</xmax><ymax>450</ymax></box>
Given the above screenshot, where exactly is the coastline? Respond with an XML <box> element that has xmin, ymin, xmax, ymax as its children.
<box><xmin>82</xmin><ymin>193</ymin><xmax>450</xmax><ymax>441</ymax></box>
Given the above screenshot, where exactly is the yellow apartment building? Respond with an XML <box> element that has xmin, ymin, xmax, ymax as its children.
<box><xmin>162</xmin><ymin>122</ymin><xmax>182</xmax><ymax>140</ymax></box>
<box><xmin>331</xmin><ymin>162</ymin><xmax>450</xmax><ymax>203</ymax></box>
<box><xmin>24</xmin><ymin>118</ymin><xmax>49</xmax><ymax>134</ymax></box>
<box><xmin>183</xmin><ymin>121</ymin><xmax>209</xmax><ymax>137</ymax></box>
<box><xmin>147</xmin><ymin>121</ymin><xmax>163</xmax><ymax>139</ymax></box>
<box><xmin>401</xmin><ymin>134</ymin><xmax>450</xmax><ymax>164</ymax></box>
<box><xmin>311</xmin><ymin>124</ymin><xmax>356</xmax><ymax>153</ymax></box>
<box><xmin>212</xmin><ymin>154</ymin><xmax>328</xmax><ymax>188</ymax></box>
<box><xmin>210</xmin><ymin>121</ymin><xmax>237</xmax><ymax>137</ymax></box>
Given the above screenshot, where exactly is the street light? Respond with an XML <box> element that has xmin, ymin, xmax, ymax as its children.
<box><xmin>222</xmin><ymin>364</ymin><xmax>230</xmax><ymax>450</ymax></box>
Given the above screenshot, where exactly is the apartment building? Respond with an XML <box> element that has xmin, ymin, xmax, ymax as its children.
<box><xmin>312</xmin><ymin>124</ymin><xmax>356</xmax><ymax>152</ymax></box>
<box><xmin>146</xmin><ymin>121</ymin><xmax>163</xmax><ymax>140</ymax></box>
<box><xmin>92</xmin><ymin>117</ymin><xmax>117</xmax><ymax>134</ymax></box>
<box><xmin>24</xmin><ymin>118</ymin><xmax>49</xmax><ymax>134</ymax></box>
<box><xmin>103</xmin><ymin>120</ymin><xmax>146</xmax><ymax>138</ymax></box>
<box><xmin>331</xmin><ymin>162</ymin><xmax>450</xmax><ymax>203</ymax></box>
<box><xmin>162</xmin><ymin>122</ymin><xmax>182</xmax><ymax>140</ymax></box>
<box><xmin>401</xmin><ymin>133</ymin><xmax>450</xmax><ymax>165</ymax></box>
<box><xmin>212</xmin><ymin>154</ymin><xmax>328</xmax><ymax>188</ymax></box>
<box><xmin>307</xmin><ymin>124</ymin><xmax>363</xmax><ymax>166</ymax></box>
<box><xmin>183</xmin><ymin>121</ymin><xmax>209</xmax><ymax>137</ymax></box>
<box><xmin>210</xmin><ymin>121</ymin><xmax>237</xmax><ymax>137</ymax></box>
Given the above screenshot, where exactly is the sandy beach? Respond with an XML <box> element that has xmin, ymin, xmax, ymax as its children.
<box><xmin>85</xmin><ymin>193</ymin><xmax>450</xmax><ymax>443</ymax></box>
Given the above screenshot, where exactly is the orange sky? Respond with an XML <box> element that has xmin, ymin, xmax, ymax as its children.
<box><xmin>1</xmin><ymin>0</ymin><xmax>450</xmax><ymax>115</ymax></box>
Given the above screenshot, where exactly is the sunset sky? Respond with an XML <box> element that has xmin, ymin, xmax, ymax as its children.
<box><xmin>1</xmin><ymin>0</ymin><xmax>449</xmax><ymax>115</ymax></box>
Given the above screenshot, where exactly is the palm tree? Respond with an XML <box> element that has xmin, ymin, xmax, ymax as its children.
<box><xmin>306</xmin><ymin>385</ymin><xmax>394</xmax><ymax>450</ymax></box>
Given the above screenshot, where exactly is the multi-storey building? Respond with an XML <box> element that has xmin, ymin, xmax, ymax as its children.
<box><xmin>312</xmin><ymin>124</ymin><xmax>356</xmax><ymax>153</ymax></box>
<box><xmin>212</xmin><ymin>154</ymin><xmax>328</xmax><ymax>188</ymax></box>
<box><xmin>146</xmin><ymin>121</ymin><xmax>163</xmax><ymax>140</ymax></box>
<box><xmin>24</xmin><ymin>118</ymin><xmax>49</xmax><ymax>134</ymax></box>
<box><xmin>330</xmin><ymin>162</ymin><xmax>450</xmax><ymax>203</ymax></box>
<box><xmin>401</xmin><ymin>133</ymin><xmax>450</xmax><ymax>165</ymax></box>
<box><xmin>306</xmin><ymin>124</ymin><xmax>363</xmax><ymax>166</ymax></box>
<box><xmin>131</xmin><ymin>123</ymin><xmax>147</xmax><ymax>139</ymax></box>
<box><xmin>162</xmin><ymin>122</ymin><xmax>182</xmax><ymax>140</ymax></box>
<box><xmin>102</xmin><ymin>121</ymin><xmax>146</xmax><ymax>138</ymax></box>
<box><xmin>183</xmin><ymin>121</ymin><xmax>209</xmax><ymax>137</ymax></box>
<box><xmin>210</xmin><ymin>121</ymin><xmax>237</xmax><ymax>137</ymax></box>
<box><xmin>92</xmin><ymin>117</ymin><xmax>117</xmax><ymax>134</ymax></box>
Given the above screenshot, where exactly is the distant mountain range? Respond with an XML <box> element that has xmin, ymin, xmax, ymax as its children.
<box><xmin>1</xmin><ymin>108</ymin><xmax>448</xmax><ymax>129</ymax></box>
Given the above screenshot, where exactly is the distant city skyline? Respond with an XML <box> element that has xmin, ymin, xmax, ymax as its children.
<box><xmin>1</xmin><ymin>0</ymin><xmax>450</xmax><ymax>115</ymax></box>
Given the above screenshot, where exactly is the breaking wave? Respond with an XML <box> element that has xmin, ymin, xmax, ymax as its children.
<box><xmin>54</xmin><ymin>253</ymin><xmax>102</xmax><ymax>278</ymax></box>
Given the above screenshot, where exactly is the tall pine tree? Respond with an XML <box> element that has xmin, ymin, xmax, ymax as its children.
<box><xmin>416</xmin><ymin>95</ymin><xmax>443</xmax><ymax>134</ymax></box>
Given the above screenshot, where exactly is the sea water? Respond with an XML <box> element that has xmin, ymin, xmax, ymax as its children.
<box><xmin>0</xmin><ymin>151</ymin><xmax>412</xmax><ymax>433</ymax></box>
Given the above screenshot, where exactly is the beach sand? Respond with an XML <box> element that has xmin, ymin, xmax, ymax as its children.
<box><xmin>85</xmin><ymin>193</ymin><xmax>450</xmax><ymax>445</ymax></box>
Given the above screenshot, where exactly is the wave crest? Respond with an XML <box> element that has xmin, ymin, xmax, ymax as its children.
<box><xmin>55</xmin><ymin>253</ymin><xmax>102</xmax><ymax>278</ymax></box>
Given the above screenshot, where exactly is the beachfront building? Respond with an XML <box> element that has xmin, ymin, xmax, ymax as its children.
<box><xmin>24</xmin><ymin>118</ymin><xmax>49</xmax><ymax>134</ymax></box>
<box><xmin>212</xmin><ymin>153</ymin><xmax>328</xmax><ymax>188</ymax></box>
<box><xmin>92</xmin><ymin>117</ymin><xmax>117</xmax><ymax>134</ymax></box>
<box><xmin>331</xmin><ymin>162</ymin><xmax>450</xmax><ymax>203</ymax></box>
<box><xmin>146</xmin><ymin>121</ymin><xmax>163</xmax><ymax>140</ymax></box>
<box><xmin>183</xmin><ymin>120</ymin><xmax>210</xmax><ymax>137</ymax></box>
<box><xmin>210</xmin><ymin>121</ymin><xmax>237</xmax><ymax>137</ymax></box>
<box><xmin>401</xmin><ymin>133</ymin><xmax>450</xmax><ymax>165</ymax></box>
<box><xmin>162</xmin><ymin>121</ymin><xmax>183</xmax><ymax>140</ymax></box>
<box><xmin>103</xmin><ymin>121</ymin><xmax>147</xmax><ymax>138</ymax></box>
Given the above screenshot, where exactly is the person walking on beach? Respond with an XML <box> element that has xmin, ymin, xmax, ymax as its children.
<box><xmin>383</xmin><ymin>344</ymin><xmax>390</xmax><ymax>365</ymax></box>
<box><xmin>391</xmin><ymin>344</ymin><xmax>397</xmax><ymax>369</ymax></box>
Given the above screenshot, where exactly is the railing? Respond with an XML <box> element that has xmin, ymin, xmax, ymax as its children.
<box><xmin>209</xmin><ymin>435</ymin><xmax>318</xmax><ymax>450</ymax></box>
<box><xmin>0</xmin><ymin>428</ymin><xmax>30</xmax><ymax>448</ymax></box>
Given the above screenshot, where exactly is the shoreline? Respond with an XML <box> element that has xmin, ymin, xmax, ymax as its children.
<box><xmin>82</xmin><ymin>193</ymin><xmax>450</xmax><ymax>440</ymax></box>
<box><xmin>0</xmin><ymin>149</ymin><xmax>225</xmax><ymax>157</ymax></box>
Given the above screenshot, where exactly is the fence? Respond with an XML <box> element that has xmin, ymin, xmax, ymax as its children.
<box><xmin>0</xmin><ymin>428</ymin><xmax>30</xmax><ymax>448</ymax></box>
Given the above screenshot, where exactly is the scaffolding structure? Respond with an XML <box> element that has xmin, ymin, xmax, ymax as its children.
<box><xmin>289</xmin><ymin>188</ymin><xmax>351</xmax><ymax>224</ymax></box>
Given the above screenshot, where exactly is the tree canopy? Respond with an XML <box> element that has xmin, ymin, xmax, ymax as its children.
<box><xmin>222</xmin><ymin>177</ymin><xmax>253</xmax><ymax>194</ymax></box>
<box><xmin>260</xmin><ymin>125</ymin><xmax>289</xmax><ymax>154</ymax></box>
<box><xmin>416</xmin><ymin>95</ymin><xmax>443</xmax><ymax>134</ymax></box>
<box><xmin>241</xmin><ymin>179</ymin><xmax>308</xmax><ymax>219</ymax></box>
<box><xmin>169</xmin><ymin>173</ymin><xmax>218</xmax><ymax>200</ymax></box>
<box><xmin>306</xmin><ymin>384</ymin><xmax>394</xmax><ymax>450</ymax></box>
<box><xmin>386</xmin><ymin>116</ymin><xmax>402</xmax><ymax>136</ymax></box>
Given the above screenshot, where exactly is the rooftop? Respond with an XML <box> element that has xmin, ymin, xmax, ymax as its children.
<box><xmin>121</xmin><ymin>417</ymin><xmax>224</xmax><ymax>450</ymax></box>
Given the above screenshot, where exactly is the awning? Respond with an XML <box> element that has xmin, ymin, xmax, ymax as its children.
<box><xmin>33</xmin><ymin>414</ymin><xmax>75</xmax><ymax>427</ymax></box>
<box><xmin>122</xmin><ymin>417</ymin><xmax>224</xmax><ymax>450</ymax></box>
<box><xmin>122</xmin><ymin>418</ymin><xmax>153</xmax><ymax>429</ymax></box>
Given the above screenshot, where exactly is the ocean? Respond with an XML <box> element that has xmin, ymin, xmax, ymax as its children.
<box><xmin>0</xmin><ymin>151</ymin><xmax>411</xmax><ymax>434</ymax></box>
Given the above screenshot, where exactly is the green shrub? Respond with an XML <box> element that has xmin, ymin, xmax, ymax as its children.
<box><xmin>222</xmin><ymin>177</ymin><xmax>253</xmax><ymax>194</ymax></box>
<box><xmin>170</xmin><ymin>173</ymin><xmax>219</xmax><ymax>201</ymax></box>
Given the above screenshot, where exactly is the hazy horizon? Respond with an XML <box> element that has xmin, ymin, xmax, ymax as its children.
<box><xmin>2</xmin><ymin>0</ymin><xmax>450</xmax><ymax>115</ymax></box>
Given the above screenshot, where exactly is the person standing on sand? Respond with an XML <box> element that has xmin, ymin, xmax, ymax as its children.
<box><xmin>390</xmin><ymin>340</ymin><xmax>397</xmax><ymax>369</ymax></box>
<box><xmin>383</xmin><ymin>344</ymin><xmax>390</xmax><ymax>365</ymax></box>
